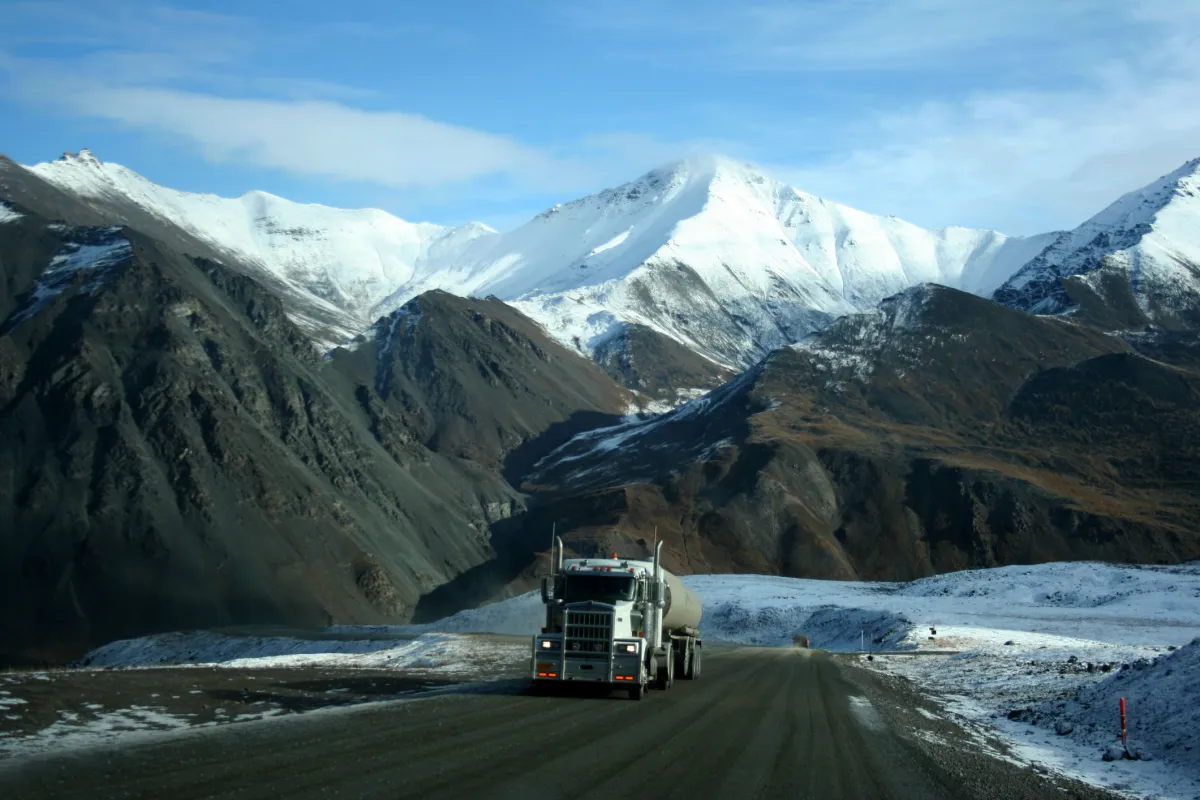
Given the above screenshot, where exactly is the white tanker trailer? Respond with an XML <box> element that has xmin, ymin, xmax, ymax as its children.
<box><xmin>531</xmin><ymin>537</ymin><xmax>702</xmax><ymax>700</ymax></box>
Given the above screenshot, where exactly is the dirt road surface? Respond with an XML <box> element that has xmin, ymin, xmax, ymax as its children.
<box><xmin>1</xmin><ymin>646</ymin><xmax>1118</xmax><ymax>799</ymax></box>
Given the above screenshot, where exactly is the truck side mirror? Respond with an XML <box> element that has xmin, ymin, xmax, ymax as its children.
<box><xmin>541</xmin><ymin>576</ymin><xmax>553</xmax><ymax>604</ymax></box>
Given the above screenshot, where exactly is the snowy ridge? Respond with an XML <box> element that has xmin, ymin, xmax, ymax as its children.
<box><xmin>377</xmin><ymin>156</ymin><xmax>1052</xmax><ymax>368</ymax></box>
<box><xmin>27</xmin><ymin>150</ymin><xmax>496</xmax><ymax>348</ymax></box>
<box><xmin>995</xmin><ymin>157</ymin><xmax>1200</xmax><ymax>321</ymax></box>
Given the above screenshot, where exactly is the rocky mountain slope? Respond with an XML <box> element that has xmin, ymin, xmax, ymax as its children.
<box><xmin>0</xmin><ymin>196</ymin><xmax>626</xmax><ymax>666</ymax></box>
<box><xmin>329</xmin><ymin>290</ymin><xmax>631</xmax><ymax>472</ymax></box>
<box><xmin>994</xmin><ymin>158</ymin><xmax>1200</xmax><ymax>330</ymax></box>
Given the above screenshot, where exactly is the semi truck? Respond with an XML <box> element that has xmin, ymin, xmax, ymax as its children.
<box><xmin>531</xmin><ymin>537</ymin><xmax>702</xmax><ymax>700</ymax></box>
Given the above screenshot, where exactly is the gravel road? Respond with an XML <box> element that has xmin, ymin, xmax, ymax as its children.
<box><xmin>1</xmin><ymin>646</ymin><xmax>1121</xmax><ymax>799</ymax></box>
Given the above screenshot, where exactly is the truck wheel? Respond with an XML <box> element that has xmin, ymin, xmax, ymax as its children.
<box><xmin>657</xmin><ymin>650</ymin><xmax>674</xmax><ymax>690</ymax></box>
<box><xmin>693</xmin><ymin>646</ymin><xmax>702</xmax><ymax>679</ymax></box>
<box><xmin>628</xmin><ymin>682</ymin><xmax>645</xmax><ymax>701</ymax></box>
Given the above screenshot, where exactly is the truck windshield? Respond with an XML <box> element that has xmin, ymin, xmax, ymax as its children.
<box><xmin>561</xmin><ymin>574</ymin><xmax>635</xmax><ymax>603</ymax></box>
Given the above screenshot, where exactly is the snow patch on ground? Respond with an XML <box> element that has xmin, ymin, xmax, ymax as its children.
<box><xmin>3</xmin><ymin>229</ymin><xmax>132</xmax><ymax>330</ymax></box>
<box><xmin>0</xmin><ymin>704</ymin><xmax>289</xmax><ymax>760</ymax></box>
<box><xmin>78</xmin><ymin>631</ymin><xmax>517</xmax><ymax>675</ymax></box>
<box><xmin>848</xmin><ymin>695</ymin><xmax>885</xmax><ymax>731</ymax></box>
<box><xmin>1033</xmin><ymin>639</ymin><xmax>1200</xmax><ymax>778</ymax></box>
<box><xmin>0</xmin><ymin>202</ymin><xmax>22</xmax><ymax>224</ymax></box>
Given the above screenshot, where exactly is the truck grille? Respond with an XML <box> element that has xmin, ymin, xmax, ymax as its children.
<box><xmin>564</xmin><ymin>609</ymin><xmax>613</xmax><ymax>659</ymax></box>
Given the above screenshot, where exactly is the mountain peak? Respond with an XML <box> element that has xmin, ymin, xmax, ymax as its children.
<box><xmin>58</xmin><ymin>148</ymin><xmax>101</xmax><ymax>166</ymax></box>
<box><xmin>1085</xmin><ymin>155</ymin><xmax>1200</xmax><ymax>230</ymax></box>
<box><xmin>640</xmin><ymin>154</ymin><xmax>782</xmax><ymax>192</ymax></box>
<box><xmin>993</xmin><ymin>155</ymin><xmax>1200</xmax><ymax>325</ymax></box>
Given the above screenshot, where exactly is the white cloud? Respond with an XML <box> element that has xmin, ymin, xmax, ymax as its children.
<box><xmin>52</xmin><ymin>83</ymin><xmax>583</xmax><ymax>191</ymax></box>
<box><xmin>563</xmin><ymin>0</ymin><xmax>1184</xmax><ymax>77</ymax></box>
<box><xmin>768</xmin><ymin>23</ymin><xmax>1200</xmax><ymax>233</ymax></box>
<box><xmin>3</xmin><ymin>0</ymin><xmax>1198</xmax><ymax>236</ymax></box>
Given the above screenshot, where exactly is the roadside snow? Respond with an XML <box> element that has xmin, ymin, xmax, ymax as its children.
<box><xmin>69</xmin><ymin>560</ymin><xmax>1200</xmax><ymax>797</ymax></box>
<box><xmin>392</xmin><ymin>561</ymin><xmax>1200</xmax><ymax>798</ymax></box>
<box><xmin>79</xmin><ymin>631</ymin><xmax>519</xmax><ymax>675</ymax></box>
<box><xmin>1040</xmin><ymin>638</ymin><xmax>1200</xmax><ymax>772</ymax></box>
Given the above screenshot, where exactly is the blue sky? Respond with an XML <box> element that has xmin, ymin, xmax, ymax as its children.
<box><xmin>2</xmin><ymin>1</ymin><xmax>1198</xmax><ymax>234</ymax></box>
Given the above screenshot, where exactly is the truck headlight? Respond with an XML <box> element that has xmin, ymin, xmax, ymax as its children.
<box><xmin>539</xmin><ymin>640</ymin><xmax>554</xmax><ymax>649</ymax></box>
<box><xmin>622</xmin><ymin>644</ymin><xmax>637</xmax><ymax>653</ymax></box>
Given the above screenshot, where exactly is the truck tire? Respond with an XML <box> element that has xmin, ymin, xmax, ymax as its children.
<box><xmin>693</xmin><ymin>646</ymin><xmax>702</xmax><ymax>679</ymax></box>
<box><xmin>629</xmin><ymin>681</ymin><xmax>645</xmax><ymax>701</ymax></box>
<box><xmin>657</xmin><ymin>649</ymin><xmax>674</xmax><ymax>690</ymax></box>
<box><xmin>655</xmin><ymin>657</ymin><xmax>669</xmax><ymax>690</ymax></box>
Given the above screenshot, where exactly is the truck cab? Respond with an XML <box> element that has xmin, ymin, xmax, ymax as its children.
<box><xmin>532</xmin><ymin>557</ymin><xmax>652</xmax><ymax>699</ymax></box>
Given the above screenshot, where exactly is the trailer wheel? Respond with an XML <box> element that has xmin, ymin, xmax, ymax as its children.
<box><xmin>693</xmin><ymin>646</ymin><xmax>702</xmax><ymax>679</ymax></box>
<box><xmin>681</xmin><ymin>644</ymin><xmax>694</xmax><ymax>680</ymax></box>
<box><xmin>628</xmin><ymin>681</ymin><xmax>645</xmax><ymax>701</ymax></box>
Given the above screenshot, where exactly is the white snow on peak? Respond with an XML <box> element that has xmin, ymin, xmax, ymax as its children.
<box><xmin>995</xmin><ymin>156</ymin><xmax>1200</xmax><ymax>319</ymax></box>
<box><xmin>379</xmin><ymin>155</ymin><xmax>1052</xmax><ymax>368</ymax></box>
<box><xmin>24</xmin><ymin>151</ymin><xmax>1053</xmax><ymax>366</ymax></box>
<box><xmin>28</xmin><ymin>151</ymin><xmax>498</xmax><ymax>345</ymax></box>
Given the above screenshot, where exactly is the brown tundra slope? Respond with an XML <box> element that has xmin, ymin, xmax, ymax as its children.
<box><xmin>514</xmin><ymin>285</ymin><xmax>1200</xmax><ymax>584</ymax></box>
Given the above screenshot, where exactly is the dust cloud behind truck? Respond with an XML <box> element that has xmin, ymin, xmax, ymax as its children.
<box><xmin>531</xmin><ymin>537</ymin><xmax>702</xmax><ymax>700</ymax></box>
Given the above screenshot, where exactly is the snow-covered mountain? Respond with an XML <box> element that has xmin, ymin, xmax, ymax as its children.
<box><xmin>994</xmin><ymin>158</ymin><xmax>1200</xmax><ymax>328</ymax></box>
<box><xmin>23</xmin><ymin>151</ymin><xmax>1052</xmax><ymax>366</ymax></box>
<box><xmin>380</xmin><ymin>157</ymin><xmax>1055</xmax><ymax>369</ymax></box>
<box><xmin>28</xmin><ymin>150</ymin><xmax>495</xmax><ymax>348</ymax></box>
